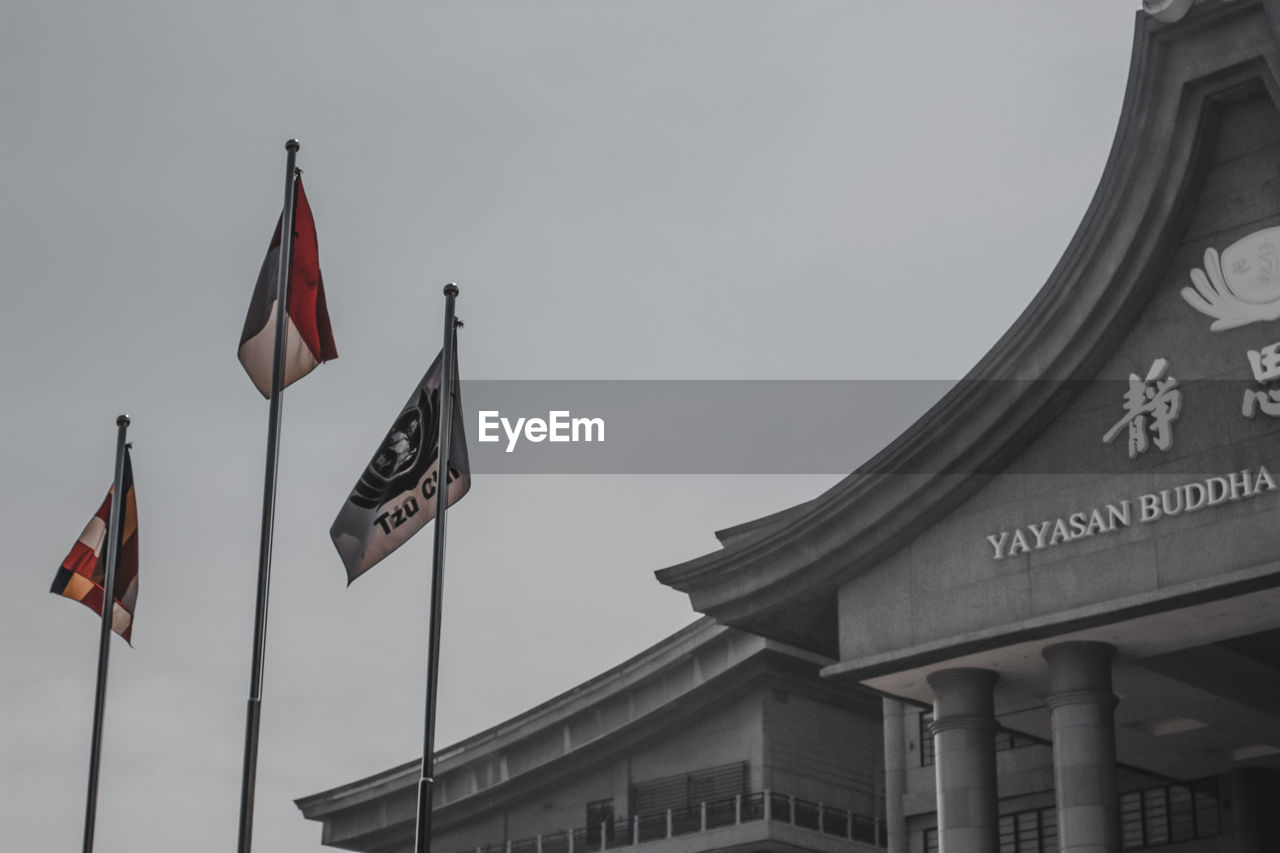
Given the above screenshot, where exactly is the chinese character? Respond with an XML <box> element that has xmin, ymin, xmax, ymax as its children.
<box><xmin>1243</xmin><ymin>388</ymin><xmax>1280</xmax><ymax>418</ymax></box>
<box><xmin>1248</xmin><ymin>342</ymin><xmax>1280</xmax><ymax>384</ymax></box>
<box><xmin>1243</xmin><ymin>341</ymin><xmax>1280</xmax><ymax>418</ymax></box>
<box><xmin>1103</xmin><ymin>358</ymin><xmax>1181</xmax><ymax>458</ymax></box>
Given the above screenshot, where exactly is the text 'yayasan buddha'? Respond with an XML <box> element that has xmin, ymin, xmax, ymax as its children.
<box><xmin>985</xmin><ymin>466</ymin><xmax>1275</xmax><ymax>560</ymax></box>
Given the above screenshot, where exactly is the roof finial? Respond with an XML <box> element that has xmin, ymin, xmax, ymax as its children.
<box><xmin>1142</xmin><ymin>0</ymin><xmax>1199</xmax><ymax>22</ymax></box>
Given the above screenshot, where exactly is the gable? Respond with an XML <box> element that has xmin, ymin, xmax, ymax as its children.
<box><xmin>657</xmin><ymin>1</ymin><xmax>1280</xmax><ymax>662</ymax></box>
<box><xmin>837</xmin><ymin>89</ymin><xmax>1280</xmax><ymax>669</ymax></box>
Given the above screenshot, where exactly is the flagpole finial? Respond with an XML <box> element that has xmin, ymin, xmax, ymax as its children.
<box><xmin>444</xmin><ymin>283</ymin><xmax>459</xmax><ymax>297</ymax></box>
<box><xmin>116</xmin><ymin>414</ymin><xmax>131</xmax><ymax>427</ymax></box>
<box><xmin>286</xmin><ymin>139</ymin><xmax>300</xmax><ymax>152</ymax></box>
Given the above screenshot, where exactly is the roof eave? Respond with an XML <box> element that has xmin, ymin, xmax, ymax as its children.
<box><xmin>658</xmin><ymin>1</ymin><xmax>1280</xmax><ymax>653</ymax></box>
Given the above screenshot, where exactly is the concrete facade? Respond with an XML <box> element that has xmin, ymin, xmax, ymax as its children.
<box><xmin>297</xmin><ymin>620</ymin><xmax>888</xmax><ymax>853</ymax></box>
<box><xmin>658</xmin><ymin>3</ymin><xmax>1280</xmax><ymax>852</ymax></box>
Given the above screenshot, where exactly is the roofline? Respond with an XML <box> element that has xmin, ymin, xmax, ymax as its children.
<box><xmin>297</xmin><ymin>618</ymin><xmax>837</xmax><ymax>818</ymax></box>
<box><xmin>298</xmin><ymin>646</ymin><xmax>875</xmax><ymax>852</ymax></box>
<box><xmin>655</xmin><ymin>1</ymin><xmax>1280</xmax><ymax>654</ymax></box>
<box><xmin>297</xmin><ymin>617</ymin><xmax>721</xmax><ymax>813</ymax></box>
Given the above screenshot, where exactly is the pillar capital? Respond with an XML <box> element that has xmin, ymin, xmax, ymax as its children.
<box><xmin>1043</xmin><ymin>641</ymin><xmax>1116</xmax><ymax>697</ymax></box>
<box><xmin>927</xmin><ymin>667</ymin><xmax>998</xmax><ymax>720</ymax></box>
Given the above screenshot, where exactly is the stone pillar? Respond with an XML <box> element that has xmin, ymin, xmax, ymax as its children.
<box><xmin>1043</xmin><ymin>642</ymin><xmax>1120</xmax><ymax>853</ymax></box>
<box><xmin>882</xmin><ymin>697</ymin><xmax>908</xmax><ymax>853</ymax></box>
<box><xmin>927</xmin><ymin>668</ymin><xmax>999</xmax><ymax>853</ymax></box>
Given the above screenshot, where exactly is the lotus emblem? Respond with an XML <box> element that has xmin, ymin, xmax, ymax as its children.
<box><xmin>1182</xmin><ymin>226</ymin><xmax>1280</xmax><ymax>331</ymax></box>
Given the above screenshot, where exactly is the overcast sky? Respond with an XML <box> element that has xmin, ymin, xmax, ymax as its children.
<box><xmin>2</xmin><ymin>3</ymin><xmax>1141</xmax><ymax>852</ymax></box>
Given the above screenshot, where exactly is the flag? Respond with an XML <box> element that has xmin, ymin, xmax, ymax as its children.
<box><xmin>331</xmin><ymin>349</ymin><xmax>470</xmax><ymax>583</ymax></box>
<box><xmin>51</xmin><ymin>449</ymin><xmax>140</xmax><ymax>643</ymax></box>
<box><xmin>238</xmin><ymin>177</ymin><xmax>338</xmax><ymax>397</ymax></box>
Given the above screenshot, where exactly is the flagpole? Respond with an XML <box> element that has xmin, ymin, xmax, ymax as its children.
<box><xmin>414</xmin><ymin>283</ymin><xmax>461</xmax><ymax>853</ymax></box>
<box><xmin>237</xmin><ymin>139</ymin><xmax>301</xmax><ymax>853</ymax></box>
<box><xmin>81</xmin><ymin>414</ymin><xmax>131</xmax><ymax>853</ymax></box>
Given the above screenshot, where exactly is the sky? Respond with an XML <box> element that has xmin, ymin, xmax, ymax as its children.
<box><xmin>2</xmin><ymin>2</ymin><xmax>1141</xmax><ymax>851</ymax></box>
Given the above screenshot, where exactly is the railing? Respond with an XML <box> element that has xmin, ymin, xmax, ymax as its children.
<box><xmin>464</xmin><ymin>790</ymin><xmax>885</xmax><ymax>853</ymax></box>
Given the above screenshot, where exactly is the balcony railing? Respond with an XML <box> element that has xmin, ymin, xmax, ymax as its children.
<box><xmin>463</xmin><ymin>790</ymin><xmax>886</xmax><ymax>853</ymax></box>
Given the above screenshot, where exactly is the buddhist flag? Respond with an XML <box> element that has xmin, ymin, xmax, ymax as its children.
<box><xmin>238</xmin><ymin>177</ymin><xmax>338</xmax><ymax>396</ymax></box>
<box><xmin>331</xmin><ymin>349</ymin><xmax>470</xmax><ymax>583</ymax></box>
<box><xmin>51</xmin><ymin>449</ymin><xmax>140</xmax><ymax>643</ymax></box>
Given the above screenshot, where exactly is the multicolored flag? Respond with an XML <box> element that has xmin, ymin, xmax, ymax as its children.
<box><xmin>51</xmin><ymin>448</ymin><xmax>140</xmax><ymax>643</ymax></box>
<box><xmin>331</xmin><ymin>348</ymin><xmax>471</xmax><ymax>583</ymax></box>
<box><xmin>238</xmin><ymin>177</ymin><xmax>338</xmax><ymax>397</ymax></box>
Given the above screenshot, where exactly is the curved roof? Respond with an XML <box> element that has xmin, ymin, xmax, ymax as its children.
<box><xmin>656</xmin><ymin>1</ymin><xmax>1280</xmax><ymax>657</ymax></box>
<box><xmin>295</xmin><ymin>618</ymin><xmax>864</xmax><ymax>850</ymax></box>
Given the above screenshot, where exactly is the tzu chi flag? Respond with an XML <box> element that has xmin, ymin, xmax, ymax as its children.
<box><xmin>330</xmin><ymin>349</ymin><xmax>471</xmax><ymax>583</ymax></box>
<box><xmin>238</xmin><ymin>177</ymin><xmax>338</xmax><ymax>396</ymax></box>
<box><xmin>51</xmin><ymin>448</ymin><xmax>140</xmax><ymax>643</ymax></box>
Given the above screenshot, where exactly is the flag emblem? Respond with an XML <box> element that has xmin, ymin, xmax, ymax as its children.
<box><xmin>238</xmin><ymin>177</ymin><xmax>338</xmax><ymax>396</ymax></box>
<box><xmin>331</xmin><ymin>350</ymin><xmax>470</xmax><ymax>583</ymax></box>
<box><xmin>51</xmin><ymin>449</ymin><xmax>140</xmax><ymax>643</ymax></box>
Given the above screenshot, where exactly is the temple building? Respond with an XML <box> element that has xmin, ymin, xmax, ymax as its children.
<box><xmin>301</xmin><ymin>3</ymin><xmax>1280</xmax><ymax>853</ymax></box>
<box><xmin>658</xmin><ymin>2</ymin><xmax>1280</xmax><ymax>851</ymax></box>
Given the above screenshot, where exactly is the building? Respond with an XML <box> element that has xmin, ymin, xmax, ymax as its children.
<box><xmin>297</xmin><ymin>619</ymin><xmax>889</xmax><ymax>853</ymax></box>
<box><xmin>658</xmin><ymin>3</ymin><xmax>1280</xmax><ymax>852</ymax></box>
<box><xmin>304</xmin><ymin>4</ymin><xmax>1280</xmax><ymax>853</ymax></box>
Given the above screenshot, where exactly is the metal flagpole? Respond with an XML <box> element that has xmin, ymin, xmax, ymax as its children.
<box><xmin>236</xmin><ymin>139</ymin><xmax>301</xmax><ymax>853</ymax></box>
<box><xmin>81</xmin><ymin>414</ymin><xmax>131</xmax><ymax>853</ymax></box>
<box><xmin>414</xmin><ymin>283</ymin><xmax>461</xmax><ymax>853</ymax></box>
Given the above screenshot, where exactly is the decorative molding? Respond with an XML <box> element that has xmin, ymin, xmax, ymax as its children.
<box><xmin>1144</xmin><ymin>0</ymin><xmax>1241</xmax><ymax>24</ymax></box>
<box><xmin>1144</xmin><ymin>0</ymin><xmax>1195</xmax><ymax>23</ymax></box>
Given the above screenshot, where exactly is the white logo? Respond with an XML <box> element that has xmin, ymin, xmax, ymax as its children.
<box><xmin>1181</xmin><ymin>226</ymin><xmax>1280</xmax><ymax>330</ymax></box>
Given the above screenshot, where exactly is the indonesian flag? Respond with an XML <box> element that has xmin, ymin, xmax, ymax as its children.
<box><xmin>330</xmin><ymin>346</ymin><xmax>471</xmax><ymax>583</ymax></box>
<box><xmin>51</xmin><ymin>449</ymin><xmax>140</xmax><ymax>643</ymax></box>
<box><xmin>238</xmin><ymin>177</ymin><xmax>338</xmax><ymax>396</ymax></box>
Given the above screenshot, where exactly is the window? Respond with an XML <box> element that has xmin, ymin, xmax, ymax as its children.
<box><xmin>585</xmin><ymin>799</ymin><xmax>614</xmax><ymax>847</ymax></box>
<box><xmin>919</xmin><ymin>713</ymin><xmax>935</xmax><ymax>767</ymax></box>
<box><xmin>630</xmin><ymin>763</ymin><xmax>748</xmax><ymax>815</ymax></box>
<box><xmin>926</xmin><ymin>779</ymin><xmax>1219</xmax><ymax>853</ymax></box>
<box><xmin>928</xmin><ymin>806</ymin><xmax>1056</xmax><ymax>853</ymax></box>
<box><xmin>998</xmin><ymin>807</ymin><xmax>1057</xmax><ymax>853</ymax></box>
<box><xmin>1119</xmin><ymin>778</ymin><xmax>1219</xmax><ymax>849</ymax></box>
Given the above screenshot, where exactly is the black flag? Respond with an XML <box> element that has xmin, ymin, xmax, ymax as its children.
<box><xmin>330</xmin><ymin>350</ymin><xmax>470</xmax><ymax>583</ymax></box>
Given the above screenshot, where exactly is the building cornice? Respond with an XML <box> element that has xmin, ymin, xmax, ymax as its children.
<box><xmin>296</xmin><ymin>619</ymin><xmax>858</xmax><ymax>849</ymax></box>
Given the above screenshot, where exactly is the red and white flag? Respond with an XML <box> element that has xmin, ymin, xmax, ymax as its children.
<box><xmin>51</xmin><ymin>449</ymin><xmax>140</xmax><ymax>643</ymax></box>
<box><xmin>238</xmin><ymin>177</ymin><xmax>338</xmax><ymax>396</ymax></box>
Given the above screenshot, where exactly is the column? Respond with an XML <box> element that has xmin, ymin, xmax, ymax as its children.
<box><xmin>927</xmin><ymin>668</ymin><xmax>999</xmax><ymax>853</ymax></box>
<box><xmin>1043</xmin><ymin>641</ymin><xmax>1120</xmax><ymax>853</ymax></box>
<box><xmin>882</xmin><ymin>698</ymin><xmax>908</xmax><ymax>853</ymax></box>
